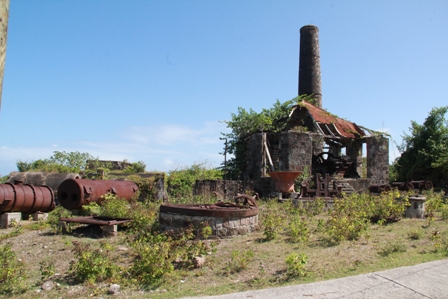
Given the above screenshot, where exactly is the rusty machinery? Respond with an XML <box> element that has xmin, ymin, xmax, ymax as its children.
<box><xmin>0</xmin><ymin>181</ymin><xmax>55</xmax><ymax>214</ymax></box>
<box><xmin>57</xmin><ymin>179</ymin><xmax>139</xmax><ymax>210</ymax></box>
<box><xmin>300</xmin><ymin>173</ymin><xmax>343</xmax><ymax>199</ymax></box>
<box><xmin>313</xmin><ymin>152</ymin><xmax>359</xmax><ymax>178</ymax></box>
<box><xmin>370</xmin><ymin>180</ymin><xmax>433</xmax><ymax>194</ymax></box>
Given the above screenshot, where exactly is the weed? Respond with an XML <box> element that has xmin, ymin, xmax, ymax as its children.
<box><xmin>407</xmin><ymin>229</ymin><xmax>423</xmax><ymax>240</ymax></box>
<box><xmin>0</xmin><ymin>226</ymin><xmax>23</xmax><ymax>241</ymax></box>
<box><xmin>48</xmin><ymin>206</ymin><xmax>73</xmax><ymax>233</ymax></box>
<box><xmin>39</xmin><ymin>260</ymin><xmax>56</xmax><ymax>280</ymax></box>
<box><xmin>225</xmin><ymin>250</ymin><xmax>255</xmax><ymax>274</ymax></box>
<box><xmin>285</xmin><ymin>252</ymin><xmax>307</xmax><ymax>278</ymax></box>
<box><xmin>0</xmin><ymin>243</ymin><xmax>27</xmax><ymax>295</ymax></box>
<box><xmin>378</xmin><ymin>241</ymin><xmax>407</xmax><ymax>256</ymax></box>
<box><xmin>69</xmin><ymin>241</ymin><xmax>118</xmax><ymax>284</ymax></box>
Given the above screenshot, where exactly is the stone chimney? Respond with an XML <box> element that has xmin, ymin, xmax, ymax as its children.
<box><xmin>298</xmin><ymin>25</ymin><xmax>322</xmax><ymax>108</ymax></box>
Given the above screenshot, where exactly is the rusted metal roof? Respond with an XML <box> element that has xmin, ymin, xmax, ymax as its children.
<box><xmin>297</xmin><ymin>101</ymin><xmax>365</xmax><ymax>139</ymax></box>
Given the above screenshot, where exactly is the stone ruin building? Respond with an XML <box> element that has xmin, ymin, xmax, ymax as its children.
<box><xmin>194</xmin><ymin>25</ymin><xmax>389</xmax><ymax>199</ymax></box>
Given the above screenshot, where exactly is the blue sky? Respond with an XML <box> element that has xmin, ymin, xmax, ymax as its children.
<box><xmin>1</xmin><ymin>0</ymin><xmax>447</xmax><ymax>176</ymax></box>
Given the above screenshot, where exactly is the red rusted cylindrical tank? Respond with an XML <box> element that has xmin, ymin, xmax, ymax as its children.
<box><xmin>57</xmin><ymin>179</ymin><xmax>139</xmax><ymax>210</ymax></box>
<box><xmin>0</xmin><ymin>181</ymin><xmax>55</xmax><ymax>214</ymax></box>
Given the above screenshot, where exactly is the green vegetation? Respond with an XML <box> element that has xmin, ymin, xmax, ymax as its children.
<box><xmin>16</xmin><ymin>151</ymin><xmax>97</xmax><ymax>173</ymax></box>
<box><xmin>391</xmin><ymin>106</ymin><xmax>448</xmax><ymax>188</ymax></box>
<box><xmin>167</xmin><ymin>162</ymin><xmax>223</xmax><ymax>198</ymax></box>
<box><xmin>0</xmin><ymin>243</ymin><xmax>27</xmax><ymax>295</ymax></box>
<box><xmin>1</xmin><ymin>188</ymin><xmax>448</xmax><ymax>298</ymax></box>
<box><xmin>221</xmin><ymin>95</ymin><xmax>315</xmax><ymax>179</ymax></box>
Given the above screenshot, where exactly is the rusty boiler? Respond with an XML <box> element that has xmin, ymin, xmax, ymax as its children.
<box><xmin>0</xmin><ymin>181</ymin><xmax>55</xmax><ymax>214</ymax></box>
<box><xmin>57</xmin><ymin>179</ymin><xmax>138</xmax><ymax>210</ymax></box>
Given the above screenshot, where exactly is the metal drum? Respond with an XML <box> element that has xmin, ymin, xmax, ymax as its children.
<box><xmin>57</xmin><ymin>179</ymin><xmax>138</xmax><ymax>210</ymax></box>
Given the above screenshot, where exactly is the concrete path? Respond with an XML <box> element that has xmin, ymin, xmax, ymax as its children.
<box><xmin>184</xmin><ymin>259</ymin><xmax>448</xmax><ymax>299</ymax></box>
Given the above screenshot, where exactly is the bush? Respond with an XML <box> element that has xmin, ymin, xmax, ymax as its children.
<box><xmin>0</xmin><ymin>243</ymin><xmax>27</xmax><ymax>295</ymax></box>
<box><xmin>99</xmin><ymin>194</ymin><xmax>130</xmax><ymax>218</ymax></box>
<box><xmin>262</xmin><ymin>210</ymin><xmax>285</xmax><ymax>241</ymax></box>
<box><xmin>129</xmin><ymin>242</ymin><xmax>174</xmax><ymax>287</ymax></box>
<box><xmin>48</xmin><ymin>206</ymin><xmax>74</xmax><ymax>233</ymax></box>
<box><xmin>326</xmin><ymin>194</ymin><xmax>370</xmax><ymax>242</ymax></box>
<box><xmin>288</xmin><ymin>216</ymin><xmax>309</xmax><ymax>243</ymax></box>
<box><xmin>69</xmin><ymin>241</ymin><xmax>118</xmax><ymax>284</ymax></box>
<box><xmin>285</xmin><ymin>252</ymin><xmax>307</xmax><ymax>278</ymax></box>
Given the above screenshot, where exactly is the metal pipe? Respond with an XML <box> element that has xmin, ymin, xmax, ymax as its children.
<box><xmin>0</xmin><ymin>181</ymin><xmax>55</xmax><ymax>213</ymax></box>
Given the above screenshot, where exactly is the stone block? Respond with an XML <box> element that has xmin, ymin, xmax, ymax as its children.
<box><xmin>102</xmin><ymin>225</ymin><xmax>118</xmax><ymax>237</ymax></box>
<box><xmin>1</xmin><ymin>212</ymin><xmax>22</xmax><ymax>228</ymax></box>
<box><xmin>32</xmin><ymin>212</ymin><xmax>48</xmax><ymax>221</ymax></box>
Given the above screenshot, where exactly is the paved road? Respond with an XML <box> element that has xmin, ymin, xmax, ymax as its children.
<box><xmin>183</xmin><ymin>259</ymin><xmax>448</xmax><ymax>299</ymax></box>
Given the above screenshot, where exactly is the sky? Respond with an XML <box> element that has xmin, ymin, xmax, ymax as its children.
<box><xmin>1</xmin><ymin>0</ymin><xmax>447</xmax><ymax>176</ymax></box>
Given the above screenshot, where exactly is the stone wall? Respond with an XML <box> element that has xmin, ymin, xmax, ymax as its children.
<box><xmin>193</xmin><ymin>180</ymin><xmax>247</xmax><ymax>201</ymax></box>
<box><xmin>159</xmin><ymin>212</ymin><xmax>258</xmax><ymax>237</ymax></box>
<box><xmin>279</xmin><ymin>131</ymin><xmax>313</xmax><ymax>173</ymax></box>
<box><xmin>366</xmin><ymin>136</ymin><xmax>389</xmax><ymax>185</ymax></box>
<box><xmin>246</xmin><ymin>133</ymin><xmax>264</xmax><ymax>180</ymax></box>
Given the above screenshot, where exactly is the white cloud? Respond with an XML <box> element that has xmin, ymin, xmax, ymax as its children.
<box><xmin>0</xmin><ymin>121</ymin><xmax>228</xmax><ymax>175</ymax></box>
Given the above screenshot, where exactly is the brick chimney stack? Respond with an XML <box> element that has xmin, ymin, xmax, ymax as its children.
<box><xmin>298</xmin><ymin>25</ymin><xmax>322</xmax><ymax>108</ymax></box>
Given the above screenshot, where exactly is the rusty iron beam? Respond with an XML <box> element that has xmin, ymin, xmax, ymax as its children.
<box><xmin>59</xmin><ymin>216</ymin><xmax>132</xmax><ymax>226</ymax></box>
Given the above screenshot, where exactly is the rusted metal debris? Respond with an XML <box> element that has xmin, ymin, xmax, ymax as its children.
<box><xmin>0</xmin><ymin>181</ymin><xmax>55</xmax><ymax>214</ymax></box>
<box><xmin>371</xmin><ymin>180</ymin><xmax>433</xmax><ymax>193</ymax></box>
<box><xmin>160</xmin><ymin>203</ymin><xmax>258</xmax><ymax>218</ymax></box>
<box><xmin>234</xmin><ymin>192</ymin><xmax>258</xmax><ymax>207</ymax></box>
<box><xmin>313</xmin><ymin>152</ymin><xmax>358</xmax><ymax>178</ymax></box>
<box><xmin>58</xmin><ymin>179</ymin><xmax>138</xmax><ymax>210</ymax></box>
<box><xmin>300</xmin><ymin>173</ymin><xmax>342</xmax><ymax>199</ymax></box>
<box><xmin>59</xmin><ymin>216</ymin><xmax>132</xmax><ymax>226</ymax></box>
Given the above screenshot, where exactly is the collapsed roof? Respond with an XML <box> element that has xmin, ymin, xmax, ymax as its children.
<box><xmin>286</xmin><ymin>101</ymin><xmax>367</xmax><ymax>140</ymax></box>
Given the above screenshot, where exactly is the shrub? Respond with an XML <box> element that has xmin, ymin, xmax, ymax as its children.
<box><xmin>69</xmin><ymin>241</ymin><xmax>118</xmax><ymax>284</ymax></box>
<box><xmin>48</xmin><ymin>206</ymin><xmax>74</xmax><ymax>233</ymax></box>
<box><xmin>130</xmin><ymin>242</ymin><xmax>174</xmax><ymax>287</ymax></box>
<box><xmin>262</xmin><ymin>210</ymin><xmax>284</xmax><ymax>241</ymax></box>
<box><xmin>285</xmin><ymin>252</ymin><xmax>307</xmax><ymax>278</ymax></box>
<box><xmin>326</xmin><ymin>194</ymin><xmax>370</xmax><ymax>242</ymax></box>
<box><xmin>0</xmin><ymin>243</ymin><xmax>27</xmax><ymax>295</ymax></box>
<box><xmin>369</xmin><ymin>190</ymin><xmax>408</xmax><ymax>223</ymax></box>
<box><xmin>99</xmin><ymin>193</ymin><xmax>130</xmax><ymax>218</ymax></box>
<box><xmin>288</xmin><ymin>216</ymin><xmax>309</xmax><ymax>243</ymax></box>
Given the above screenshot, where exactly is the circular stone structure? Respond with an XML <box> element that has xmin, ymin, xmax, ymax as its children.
<box><xmin>159</xmin><ymin>203</ymin><xmax>258</xmax><ymax>237</ymax></box>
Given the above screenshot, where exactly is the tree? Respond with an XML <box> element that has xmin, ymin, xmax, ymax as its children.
<box><xmin>392</xmin><ymin>106</ymin><xmax>448</xmax><ymax>187</ymax></box>
<box><xmin>16</xmin><ymin>151</ymin><xmax>97</xmax><ymax>173</ymax></box>
<box><xmin>221</xmin><ymin>96</ymin><xmax>313</xmax><ymax>179</ymax></box>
